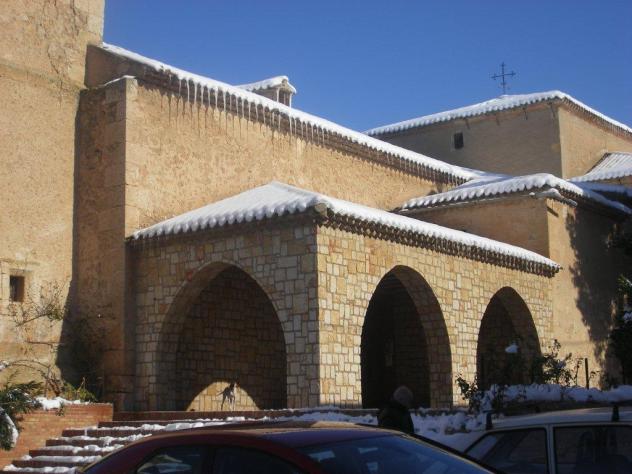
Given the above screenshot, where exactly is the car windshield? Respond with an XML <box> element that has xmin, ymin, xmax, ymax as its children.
<box><xmin>298</xmin><ymin>434</ymin><xmax>489</xmax><ymax>474</ymax></box>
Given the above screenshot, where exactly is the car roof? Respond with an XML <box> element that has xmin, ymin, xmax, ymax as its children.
<box><xmin>490</xmin><ymin>406</ymin><xmax>632</xmax><ymax>428</ymax></box>
<box><xmin>140</xmin><ymin>421</ymin><xmax>393</xmax><ymax>447</ymax></box>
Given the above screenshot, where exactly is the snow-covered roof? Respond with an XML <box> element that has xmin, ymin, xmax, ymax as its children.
<box><xmin>236</xmin><ymin>75</ymin><xmax>297</xmax><ymax>94</ymax></box>
<box><xmin>400</xmin><ymin>173</ymin><xmax>632</xmax><ymax>215</ymax></box>
<box><xmin>132</xmin><ymin>181</ymin><xmax>560</xmax><ymax>274</ymax></box>
<box><xmin>365</xmin><ymin>91</ymin><xmax>632</xmax><ymax>137</ymax></box>
<box><xmin>570</xmin><ymin>152</ymin><xmax>632</xmax><ymax>183</ymax></box>
<box><xmin>100</xmin><ymin>43</ymin><xmax>478</xmax><ymax>184</ymax></box>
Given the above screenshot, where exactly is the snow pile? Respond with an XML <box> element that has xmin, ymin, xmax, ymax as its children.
<box><xmin>0</xmin><ymin>361</ymin><xmax>8</xmax><ymax>372</ymax></box>
<box><xmin>401</xmin><ymin>173</ymin><xmax>631</xmax><ymax>215</ymax></box>
<box><xmin>132</xmin><ymin>181</ymin><xmax>560</xmax><ymax>271</ymax></box>
<box><xmin>366</xmin><ymin>91</ymin><xmax>632</xmax><ymax>137</ymax></box>
<box><xmin>478</xmin><ymin>383</ymin><xmax>632</xmax><ymax>411</ymax></box>
<box><xmin>570</xmin><ymin>152</ymin><xmax>632</xmax><ymax>183</ymax></box>
<box><xmin>1</xmin><ymin>408</ymin><xmax>19</xmax><ymax>448</ymax></box>
<box><xmin>36</xmin><ymin>397</ymin><xmax>87</xmax><ymax>410</ymax></box>
<box><xmin>100</xmin><ymin>43</ymin><xmax>478</xmax><ymax>183</ymax></box>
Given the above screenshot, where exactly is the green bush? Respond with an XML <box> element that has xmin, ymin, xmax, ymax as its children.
<box><xmin>0</xmin><ymin>380</ymin><xmax>42</xmax><ymax>450</ymax></box>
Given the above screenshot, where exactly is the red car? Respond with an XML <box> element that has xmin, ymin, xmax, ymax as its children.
<box><xmin>80</xmin><ymin>421</ymin><xmax>495</xmax><ymax>474</ymax></box>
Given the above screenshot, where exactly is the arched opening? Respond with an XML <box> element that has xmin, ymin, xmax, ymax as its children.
<box><xmin>157</xmin><ymin>263</ymin><xmax>286</xmax><ymax>411</ymax></box>
<box><xmin>361</xmin><ymin>266</ymin><xmax>451</xmax><ymax>409</ymax></box>
<box><xmin>477</xmin><ymin>287</ymin><xmax>542</xmax><ymax>388</ymax></box>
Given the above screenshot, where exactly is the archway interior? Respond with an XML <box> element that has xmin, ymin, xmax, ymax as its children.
<box><xmin>477</xmin><ymin>288</ymin><xmax>541</xmax><ymax>389</ymax></box>
<box><xmin>174</xmin><ymin>266</ymin><xmax>286</xmax><ymax>410</ymax></box>
<box><xmin>361</xmin><ymin>272</ymin><xmax>430</xmax><ymax>408</ymax></box>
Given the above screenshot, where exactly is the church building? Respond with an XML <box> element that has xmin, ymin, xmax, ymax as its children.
<box><xmin>2</xmin><ymin>1</ymin><xmax>632</xmax><ymax>411</ymax></box>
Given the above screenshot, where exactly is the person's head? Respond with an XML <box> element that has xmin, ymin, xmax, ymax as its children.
<box><xmin>392</xmin><ymin>385</ymin><xmax>413</xmax><ymax>408</ymax></box>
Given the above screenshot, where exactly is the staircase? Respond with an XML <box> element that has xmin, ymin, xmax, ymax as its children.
<box><xmin>0</xmin><ymin>409</ymin><xmax>378</xmax><ymax>473</ymax></box>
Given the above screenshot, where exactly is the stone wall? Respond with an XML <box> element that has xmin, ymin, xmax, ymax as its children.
<box><xmin>408</xmin><ymin>197</ymin><xmax>629</xmax><ymax>384</ymax></box>
<box><xmin>130</xmin><ymin>219</ymin><xmax>320</xmax><ymax>410</ymax></box>
<box><xmin>410</xmin><ymin>198</ymin><xmax>551</xmax><ymax>257</ymax></box>
<box><xmin>558</xmin><ymin>108</ymin><xmax>632</xmax><ymax>179</ymax></box>
<box><xmin>314</xmin><ymin>225</ymin><xmax>554</xmax><ymax>407</ymax></box>
<box><xmin>175</xmin><ymin>266</ymin><xmax>286</xmax><ymax>411</ymax></box>
<box><xmin>76</xmin><ymin>74</ymin><xmax>447</xmax><ymax>405</ymax></box>
<box><xmin>547</xmin><ymin>200</ymin><xmax>629</xmax><ymax>379</ymax></box>
<box><xmin>0</xmin><ymin>0</ymin><xmax>104</xmax><ymax>379</ymax></box>
<box><xmin>374</xmin><ymin>104</ymin><xmax>562</xmax><ymax>177</ymax></box>
<box><xmin>124</xmin><ymin>82</ymin><xmax>440</xmax><ymax>231</ymax></box>
<box><xmin>130</xmin><ymin>218</ymin><xmax>553</xmax><ymax>410</ymax></box>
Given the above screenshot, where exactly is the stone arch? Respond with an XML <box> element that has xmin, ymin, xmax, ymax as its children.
<box><xmin>361</xmin><ymin>265</ymin><xmax>452</xmax><ymax>409</ymax></box>
<box><xmin>155</xmin><ymin>261</ymin><xmax>287</xmax><ymax>410</ymax></box>
<box><xmin>477</xmin><ymin>287</ymin><xmax>542</xmax><ymax>388</ymax></box>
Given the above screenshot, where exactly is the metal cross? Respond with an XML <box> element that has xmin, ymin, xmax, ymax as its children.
<box><xmin>491</xmin><ymin>62</ymin><xmax>516</xmax><ymax>94</ymax></box>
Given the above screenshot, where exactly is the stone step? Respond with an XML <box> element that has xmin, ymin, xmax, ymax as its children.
<box><xmin>30</xmin><ymin>445</ymin><xmax>122</xmax><ymax>457</ymax></box>
<box><xmin>46</xmin><ymin>433</ymin><xmax>148</xmax><ymax>447</ymax></box>
<box><xmin>61</xmin><ymin>427</ymin><xmax>160</xmax><ymax>438</ymax></box>
<box><xmin>13</xmin><ymin>455</ymin><xmax>100</xmax><ymax>468</ymax></box>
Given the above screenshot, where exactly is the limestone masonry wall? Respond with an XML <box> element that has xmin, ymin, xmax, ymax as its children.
<box><xmin>315</xmin><ymin>225</ymin><xmax>553</xmax><ymax>407</ymax></box>
<box><xmin>558</xmin><ymin>107</ymin><xmax>632</xmax><ymax>179</ymax></box>
<box><xmin>131</xmin><ymin>220</ymin><xmax>320</xmax><ymax>410</ymax></box>
<box><xmin>411</xmin><ymin>198</ymin><xmax>551</xmax><ymax>257</ymax></box>
<box><xmin>125</xmin><ymin>81</ymin><xmax>440</xmax><ymax>232</ymax></box>
<box><xmin>547</xmin><ymin>200</ymin><xmax>629</xmax><ymax>379</ymax></box>
<box><xmin>375</xmin><ymin>104</ymin><xmax>562</xmax><ymax>177</ymax></box>
<box><xmin>0</xmin><ymin>0</ymin><xmax>105</xmax><ymax>379</ymax></box>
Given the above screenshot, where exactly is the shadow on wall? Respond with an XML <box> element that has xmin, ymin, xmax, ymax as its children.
<box><xmin>167</xmin><ymin>265</ymin><xmax>287</xmax><ymax>411</ymax></box>
<box><xmin>565</xmin><ymin>205</ymin><xmax>629</xmax><ymax>379</ymax></box>
<box><xmin>477</xmin><ymin>287</ymin><xmax>542</xmax><ymax>389</ymax></box>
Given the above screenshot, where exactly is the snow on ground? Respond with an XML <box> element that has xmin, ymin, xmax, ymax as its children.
<box><xmin>3</xmin><ymin>384</ymin><xmax>632</xmax><ymax>472</ymax></box>
<box><xmin>35</xmin><ymin>398</ymin><xmax>87</xmax><ymax>411</ymax></box>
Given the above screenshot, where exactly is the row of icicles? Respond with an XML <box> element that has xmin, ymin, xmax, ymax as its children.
<box><xmin>169</xmin><ymin>74</ymin><xmax>328</xmax><ymax>146</ymax></box>
<box><xmin>161</xmin><ymin>72</ymin><xmax>450</xmax><ymax>185</ymax></box>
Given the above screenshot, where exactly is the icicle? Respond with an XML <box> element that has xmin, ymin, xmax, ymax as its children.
<box><xmin>186</xmin><ymin>80</ymin><xmax>190</xmax><ymax>104</ymax></box>
<box><xmin>193</xmin><ymin>81</ymin><xmax>197</xmax><ymax>106</ymax></box>
<box><xmin>247</xmin><ymin>102</ymin><xmax>251</xmax><ymax>122</ymax></box>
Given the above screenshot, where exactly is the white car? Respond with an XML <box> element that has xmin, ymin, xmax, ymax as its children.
<box><xmin>441</xmin><ymin>407</ymin><xmax>632</xmax><ymax>474</ymax></box>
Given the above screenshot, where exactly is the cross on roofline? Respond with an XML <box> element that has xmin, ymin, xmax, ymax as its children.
<box><xmin>491</xmin><ymin>62</ymin><xmax>516</xmax><ymax>94</ymax></box>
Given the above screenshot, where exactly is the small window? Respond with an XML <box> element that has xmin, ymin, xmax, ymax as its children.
<box><xmin>453</xmin><ymin>132</ymin><xmax>464</xmax><ymax>149</ymax></box>
<box><xmin>9</xmin><ymin>276</ymin><xmax>25</xmax><ymax>302</ymax></box>
<box><xmin>466</xmin><ymin>429</ymin><xmax>549</xmax><ymax>473</ymax></box>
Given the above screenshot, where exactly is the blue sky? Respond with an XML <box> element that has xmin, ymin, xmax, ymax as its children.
<box><xmin>104</xmin><ymin>1</ymin><xmax>632</xmax><ymax>132</ymax></box>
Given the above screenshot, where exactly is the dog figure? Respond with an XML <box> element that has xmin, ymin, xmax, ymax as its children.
<box><xmin>220</xmin><ymin>381</ymin><xmax>237</xmax><ymax>411</ymax></box>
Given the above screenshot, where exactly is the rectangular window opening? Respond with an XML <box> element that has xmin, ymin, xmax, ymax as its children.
<box><xmin>9</xmin><ymin>275</ymin><xmax>25</xmax><ymax>303</ymax></box>
<box><xmin>453</xmin><ymin>132</ymin><xmax>464</xmax><ymax>149</ymax></box>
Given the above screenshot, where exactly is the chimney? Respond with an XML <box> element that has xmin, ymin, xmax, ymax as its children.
<box><xmin>236</xmin><ymin>76</ymin><xmax>297</xmax><ymax>107</ymax></box>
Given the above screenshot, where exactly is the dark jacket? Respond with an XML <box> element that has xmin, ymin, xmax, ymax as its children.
<box><xmin>377</xmin><ymin>399</ymin><xmax>414</xmax><ymax>434</ymax></box>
